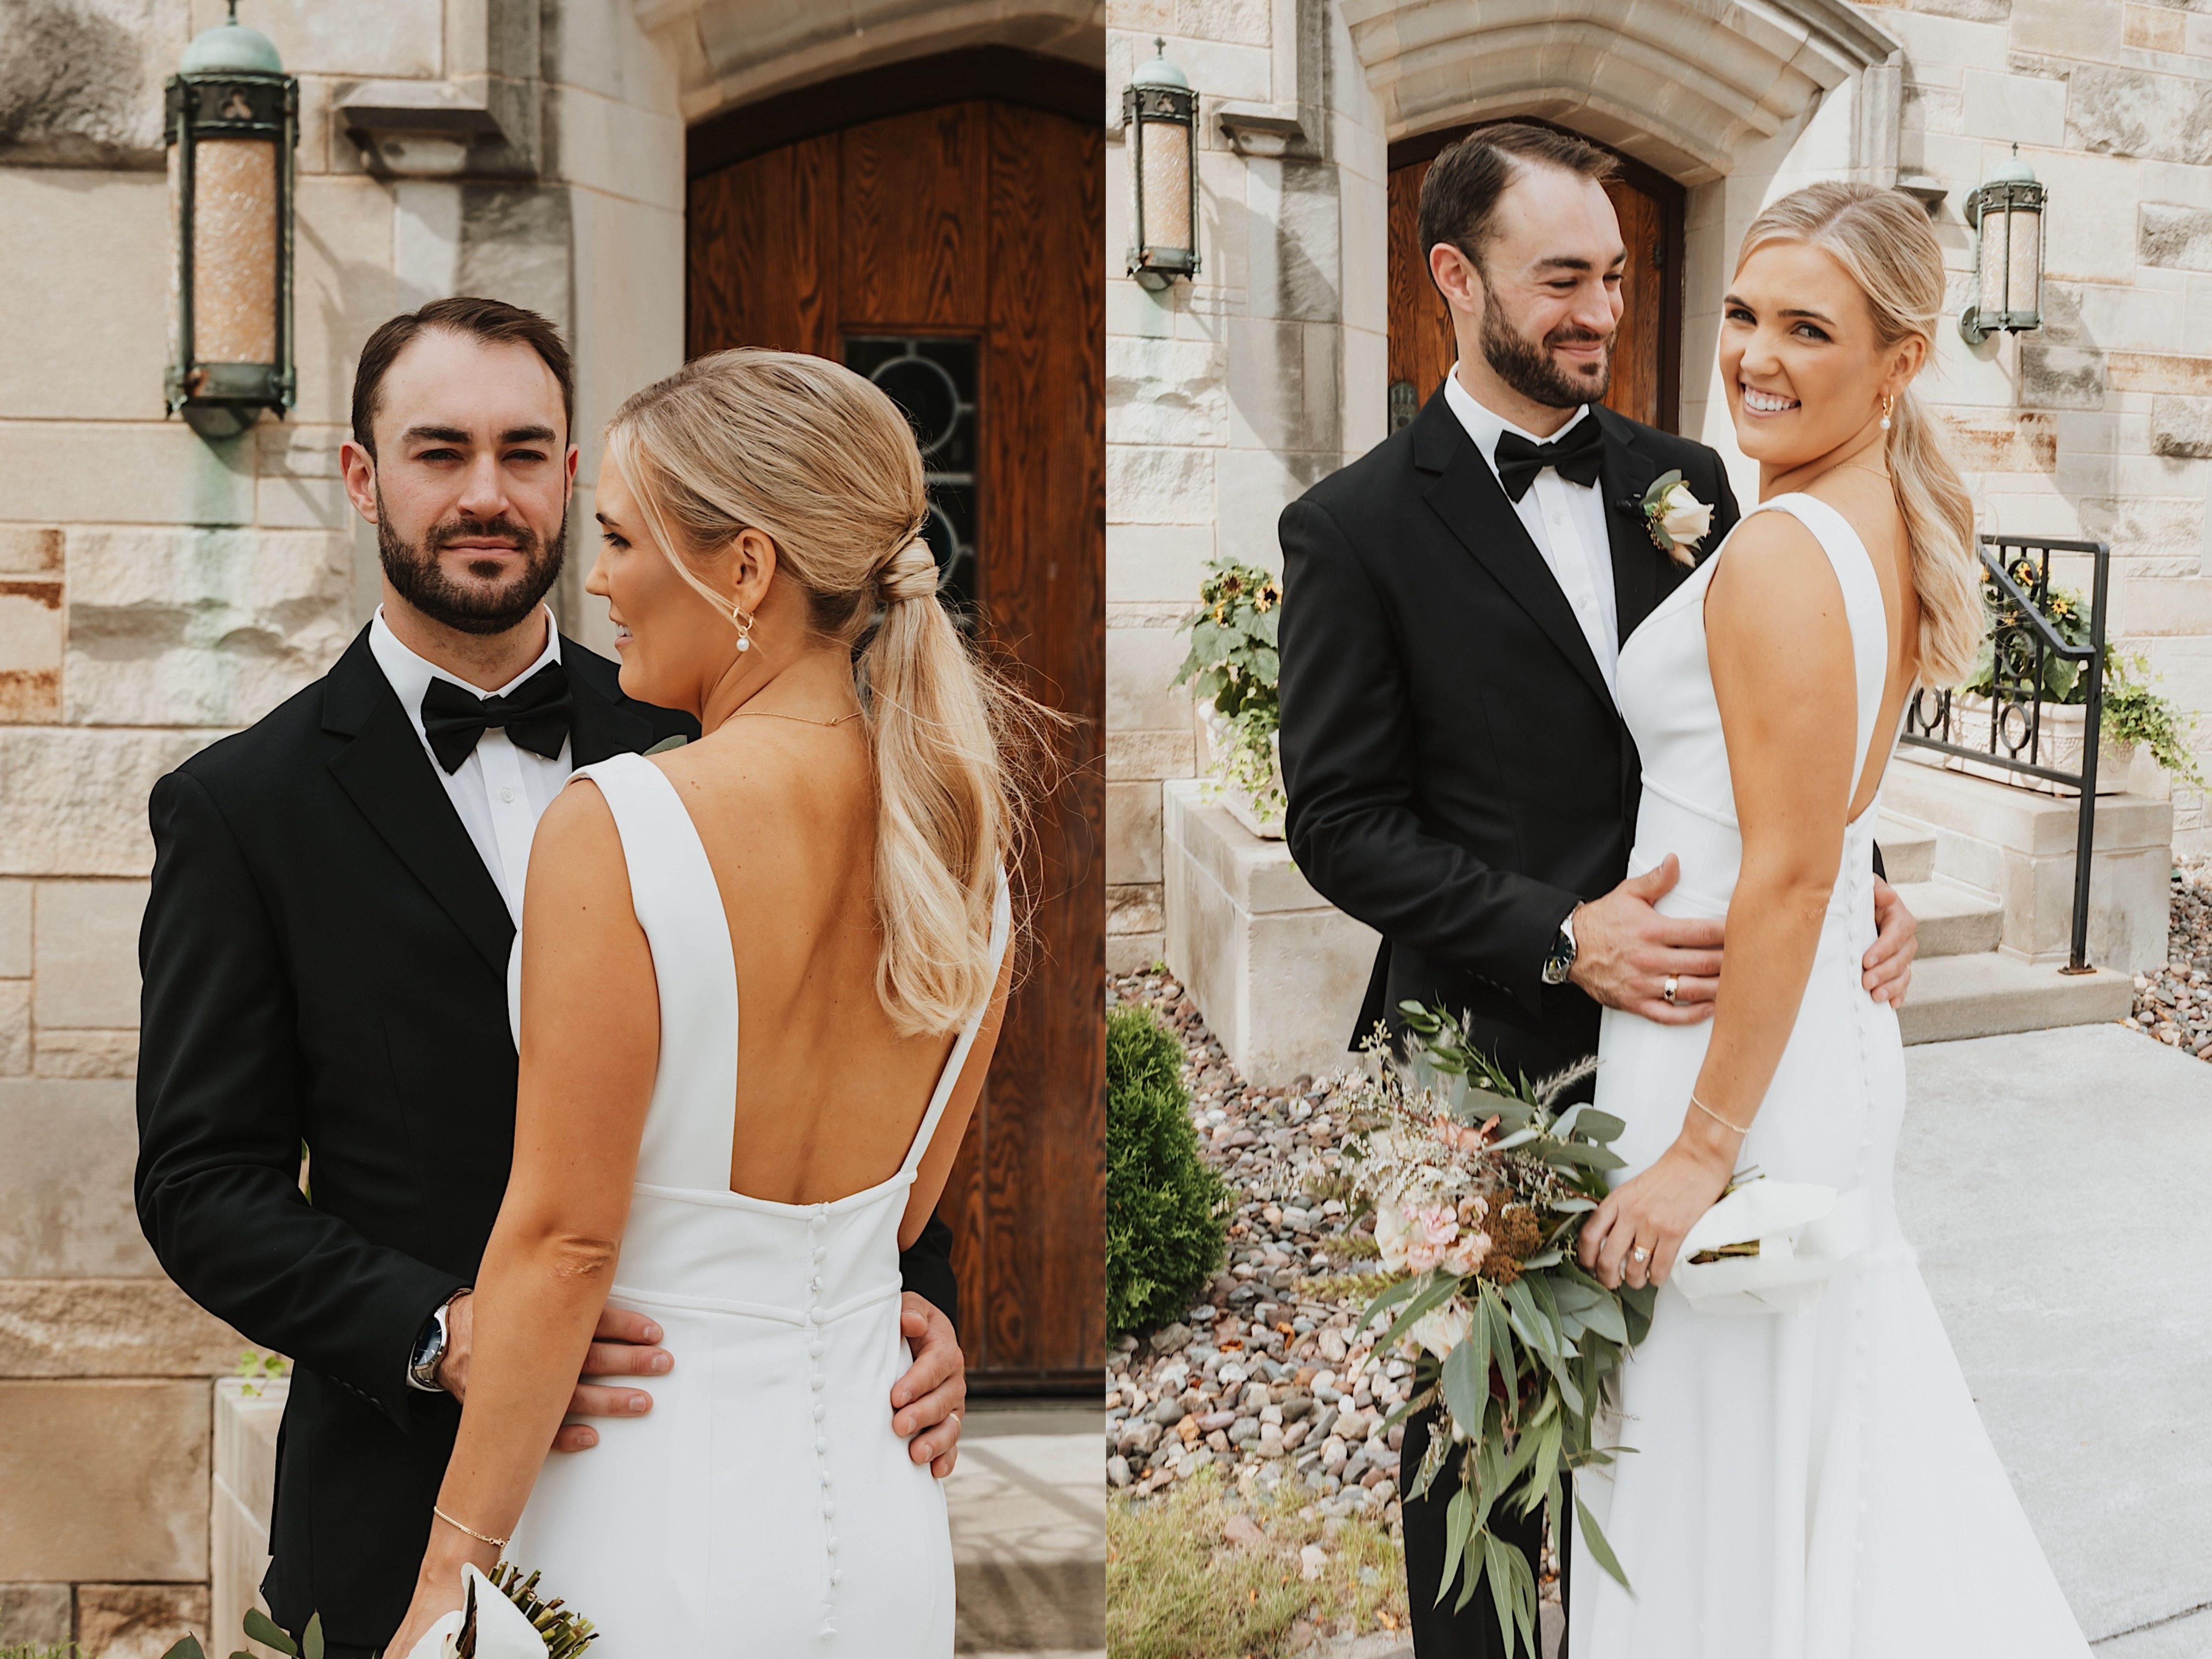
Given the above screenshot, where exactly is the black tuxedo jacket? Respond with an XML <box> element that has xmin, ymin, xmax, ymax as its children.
<box><xmin>1278</xmin><ymin>392</ymin><xmax>1742</xmax><ymax>1085</ymax></box>
<box><xmin>134</xmin><ymin>626</ymin><xmax>962</xmax><ymax>1647</ymax></box>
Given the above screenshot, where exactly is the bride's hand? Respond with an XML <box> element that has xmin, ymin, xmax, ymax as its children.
<box><xmin>387</xmin><ymin>1539</ymin><xmax>494</xmax><ymax>1659</ymax></box>
<box><xmin>1578</xmin><ymin>1137</ymin><xmax>1733</xmax><ymax>1290</ymax></box>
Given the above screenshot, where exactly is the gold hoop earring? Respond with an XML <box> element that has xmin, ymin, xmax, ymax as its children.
<box><xmin>731</xmin><ymin>601</ymin><xmax>757</xmax><ymax>654</ymax></box>
<box><xmin>1879</xmin><ymin>394</ymin><xmax>1895</xmax><ymax>433</ymax></box>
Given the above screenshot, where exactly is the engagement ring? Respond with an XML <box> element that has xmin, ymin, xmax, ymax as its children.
<box><xmin>1663</xmin><ymin>975</ymin><xmax>1680</xmax><ymax>1004</ymax></box>
<box><xmin>1630</xmin><ymin>1247</ymin><xmax>1650</xmax><ymax>1264</ymax></box>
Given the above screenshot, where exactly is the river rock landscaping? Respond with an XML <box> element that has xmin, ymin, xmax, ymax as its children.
<box><xmin>2124</xmin><ymin>862</ymin><xmax>2212</xmax><ymax>1055</ymax></box>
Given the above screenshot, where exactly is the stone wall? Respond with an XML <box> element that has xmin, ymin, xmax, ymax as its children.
<box><xmin>1104</xmin><ymin>0</ymin><xmax>1387</xmax><ymax>974</ymax></box>
<box><xmin>0</xmin><ymin>0</ymin><xmax>681</xmax><ymax>1648</ymax></box>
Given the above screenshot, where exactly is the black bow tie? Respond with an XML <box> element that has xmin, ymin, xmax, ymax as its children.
<box><xmin>420</xmin><ymin>661</ymin><xmax>574</xmax><ymax>774</ymax></box>
<box><xmin>1493</xmin><ymin>418</ymin><xmax>1605</xmax><ymax>502</ymax></box>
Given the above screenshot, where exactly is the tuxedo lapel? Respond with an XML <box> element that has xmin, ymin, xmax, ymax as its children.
<box><xmin>1413</xmin><ymin>400</ymin><xmax>1613</xmax><ymax>712</ymax></box>
<box><xmin>320</xmin><ymin>632</ymin><xmax>515</xmax><ymax>976</ymax></box>
<box><xmin>1596</xmin><ymin>407</ymin><xmax>1665</xmax><ymax>645</ymax></box>
<box><xmin>564</xmin><ymin>641</ymin><xmax>654</xmax><ymax>765</ymax></box>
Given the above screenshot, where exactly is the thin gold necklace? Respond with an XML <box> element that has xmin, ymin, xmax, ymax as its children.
<box><xmin>729</xmin><ymin>708</ymin><xmax>863</xmax><ymax>728</ymax></box>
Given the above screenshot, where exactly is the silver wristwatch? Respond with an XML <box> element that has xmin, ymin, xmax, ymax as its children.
<box><xmin>407</xmin><ymin>1292</ymin><xmax>465</xmax><ymax>1392</ymax></box>
<box><xmin>1541</xmin><ymin>906</ymin><xmax>1580</xmax><ymax>986</ymax></box>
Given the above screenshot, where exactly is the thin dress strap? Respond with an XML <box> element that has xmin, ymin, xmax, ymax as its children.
<box><xmin>1739</xmin><ymin>492</ymin><xmax>1890</xmax><ymax>812</ymax></box>
<box><xmin>898</xmin><ymin>876</ymin><xmax>1015</xmax><ymax>1182</ymax></box>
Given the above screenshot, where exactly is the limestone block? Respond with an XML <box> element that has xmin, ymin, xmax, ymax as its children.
<box><xmin>1106</xmin><ymin>726</ymin><xmax>1194</xmax><ymax>782</ymax></box>
<box><xmin>459</xmin><ymin>184</ymin><xmax>576</xmax><ymax>339</ymax></box>
<box><xmin>0</xmin><ymin>878</ymin><xmax>26</xmax><ymax>975</ymax></box>
<box><xmin>1107</xmin><ymin>522</ymin><xmax>1215</xmax><ymax>604</ymax></box>
<box><xmin>566</xmin><ymin>187</ymin><xmax>685</xmax><ymax>444</ymax></box>
<box><xmin>2019</xmin><ymin>344</ymin><xmax>2106</xmax><ymax>411</ymax></box>
<box><xmin>0</xmin><ymin>577</ymin><xmax>63</xmax><ymax>723</ymax></box>
<box><xmin>0</xmin><ymin>729</ymin><xmax>215</xmax><ymax>878</ymax></box>
<box><xmin>1959</xmin><ymin>69</ymin><xmax>2066</xmax><ymax>147</ymax></box>
<box><xmin>291</xmin><ymin>177</ymin><xmax>398</xmax><ymax>428</ymax></box>
<box><xmin>77</xmin><ymin>1582</ymin><xmax>210</xmax><ymax>1659</ymax></box>
<box><xmin>1225</xmin><ymin>316</ymin><xmax>1337</xmax><ymax>455</ymax></box>
<box><xmin>1882</xmin><ymin>762</ymin><xmax>2172</xmax><ymax>972</ymax></box>
<box><xmin>1107</xmin><ymin>619</ymin><xmax>1197</xmax><ymax>733</ymax></box>
<box><xmin>0</xmin><ymin>0</ymin><xmax>184</xmax><ymax>166</ymax></box>
<box><xmin>2027</xmin><ymin>148</ymin><xmax>2139</xmax><ymax>286</ymax></box>
<box><xmin>0</xmin><ymin>422</ymin><xmax>253</xmax><ymax>528</ymax></box>
<box><xmin>2068</xmin><ymin>64</ymin><xmax>2212</xmax><ymax>171</ymax></box>
<box><xmin>1108</xmin><ymin>444</ymin><xmax>1216</xmax><ymax>525</ymax></box>
<box><xmin>1217</xmin><ymin>447</ymin><xmax>1327</xmax><ymax>569</ymax></box>
<box><xmin>2152</xmin><ymin>396</ymin><xmax>2212</xmax><ymax>460</ymax></box>
<box><xmin>1108</xmin><ymin>882</ymin><xmax>1165</xmax><ymax>936</ymax></box>
<box><xmin>548</xmin><ymin>85</ymin><xmax>686</xmax><ymax>212</ymax></box>
<box><xmin>33</xmin><ymin>880</ymin><xmax>147</xmax><ymax>1029</ymax></box>
<box><xmin>256</xmin><ymin>423</ymin><xmax>347</xmax><ymax>480</ymax></box>
<box><xmin>0</xmin><ymin>981</ymin><xmax>26</xmax><ymax>1077</ymax></box>
<box><xmin>1108</xmin><ymin>780</ymin><xmax>1164</xmax><ymax>884</ymax></box>
<box><xmin>1245</xmin><ymin>157</ymin><xmax>1342</xmax><ymax>326</ymax></box>
<box><xmin>1163</xmin><ymin>779</ymin><xmax>1378</xmax><ymax>1087</ymax></box>
<box><xmin>0</xmin><ymin>1379</ymin><xmax>208</xmax><ymax>1580</ymax></box>
<box><xmin>1105</xmin><ymin>335</ymin><xmax>1228</xmax><ymax>447</ymax></box>
<box><xmin>0</xmin><ymin>169</ymin><xmax>168</xmax><ymax>421</ymax></box>
<box><xmin>0</xmin><ymin>1278</ymin><xmax>243</xmax><ymax>1378</ymax></box>
<box><xmin>212</xmin><ymin>1378</ymin><xmax>287</xmax><ymax>1659</ymax></box>
<box><xmin>2108</xmin><ymin>350</ymin><xmax>2212</xmax><ymax>397</ymax></box>
<box><xmin>0</xmin><ymin>527</ymin><xmax>63</xmax><ymax>575</ymax></box>
<box><xmin>0</xmin><ymin>1078</ymin><xmax>159</xmax><ymax>1277</ymax></box>
<box><xmin>1108</xmin><ymin>931</ymin><xmax>1164</xmax><ymax>976</ymax></box>
<box><xmin>66</xmin><ymin>527</ymin><xmax>353</xmax><ymax>729</ymax></box>
<box><xmin>2140</xmin><ymin>203</ymin><xmax>2212</xmax><ymax>273</ymax></box>
<box><xmin>2124</xmin><ymin>2</ymin><xmax>2186</xmax><ymax>52</ymax></box>
<box><xmin>37</xmin><ymin>1029</ymin><xmax>140</xmax><ymax>1079</ymax></box>
<box><xmin>1942</xmin><ymin>411</ymin><xmax>2057</xmax><ymax>473</ymax></box>
<box><xmin>193</xmin><ymin>0</ymin><xmax>438</xmax><ymax>75</ymax></box>
<box><xmin>0</xmin><ymin>1582</ymin><xmax>71</xmax><ymax>1648</ymax></box>
<box><xmin>254</xmin><ymin>473</ymin><xmax>351</xmax><ymax>530</ymax></box>
<box><xmin>2010</xmin><ymin>0</ymin><xmax>2122</xmax><ymax>57</ymax></box>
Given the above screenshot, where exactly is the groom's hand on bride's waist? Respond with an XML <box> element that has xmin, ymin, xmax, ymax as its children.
<box><xmin>434</xmin><ymin>1294</ymin><xmax>674</xmax><ymax>1453</ymax></box>
<box><xmin>893</xmin><ymin>1293</ymin><xmax>967</xmax><ymax>1478</ymax></box>
<box><xmin>1566</xmin><ymin>855</ymin><xmax>1725</xmax><ymax>1024</ymax></box>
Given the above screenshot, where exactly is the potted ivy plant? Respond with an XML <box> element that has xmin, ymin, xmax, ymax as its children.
<box><xmin>1171</xmin><ymin>558</ymin><xmax>1285</xmax><ymax>838</ymax></box>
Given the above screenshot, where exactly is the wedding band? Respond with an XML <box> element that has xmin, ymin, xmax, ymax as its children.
<box><xmin>1662</xmin><ymin>975</ymin><xmax>1680</xmax><ymax>1005</ymax></box>
<box><xmin>1629</xmin><ymin>1247</ymin><xmax>1650</xmax><ymax>1265</ymax></box>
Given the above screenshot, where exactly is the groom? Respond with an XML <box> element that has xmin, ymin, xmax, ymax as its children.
<box><xmin>135</xmin><ymin>298</ymin><xmax>971</xmax><ymax>1657</ymax></box>
<box><xmin>1276</xmin><ymin>127</ymin><xmax>1918</xmax><ymax>1657</ymax></box>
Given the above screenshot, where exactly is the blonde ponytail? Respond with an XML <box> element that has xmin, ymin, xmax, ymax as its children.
<box><xmin>1737</xmin><ymin>182</ymin><xmax>1982</xmax><ymax>685</ymax></box>
<box><xmin>604</xmin><ymin>349</ymin><xmax>1049</xmax><ymax>1035</ymax></box>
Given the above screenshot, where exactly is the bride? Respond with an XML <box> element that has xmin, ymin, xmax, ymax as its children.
<box><xmin>384</xmin><ymin>350</ymin><xmax>1035</xmax><ymax>1656</ymax></box>
<box><xmin>1568</xmin><ymin>183</ymin><xmax>2092</xmax><ymax>1655</ymax></box>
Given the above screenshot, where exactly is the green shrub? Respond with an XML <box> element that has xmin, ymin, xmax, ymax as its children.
<box><xmin>1107</xmin><ymin>1005</ymin><xmax>1230</xmax><ymax>1336</ymax></box>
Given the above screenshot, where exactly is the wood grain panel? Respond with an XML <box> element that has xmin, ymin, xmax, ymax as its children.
<box><xmin>980</xmin><ymin>101</ymin><xmax>1106</xmax><ymax>1379</ymax></box>
<box><xmin>840</xmin><ymin>104</ymin><xmax>990</xmax><ymax>331</ymax></box>
<box><xmin>688</xmin><ymin>91</ymin><xmax>1103</xmax><ymax>1387</ymax></box>
<box><xmin>1386</xmin><ymin>140</ymin><xmax>1682</xmax><ymax>432</ymax></box>
<box><xmin>685</xmin><ymin>134</ymin><xmax>840</xmax><ymax>359</ymax></box>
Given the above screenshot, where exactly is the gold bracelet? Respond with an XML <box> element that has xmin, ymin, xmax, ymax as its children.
<box><xmin>432</xmin><ymin>1504</ymin><xmax>510</xmax><ymax>1550</ymax></box>
<box><xmin>1689</xmin><ymin>1092</ymin><xmax>1752</xmax><ymax>1136</ymax></box>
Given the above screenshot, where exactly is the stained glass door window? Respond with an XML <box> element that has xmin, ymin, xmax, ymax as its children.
<box><xmin>845</xmin><ymin>335</ymin><xmax>979</xmax><ymax>614</ymax></box>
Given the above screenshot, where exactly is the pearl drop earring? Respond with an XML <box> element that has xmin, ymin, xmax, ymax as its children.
<box><xmin>1879</xmin><ymin>394</ymin><xmax>1894</xmax><ymax>432</ymax></box>
<box><xmin>731</xmin><ymin>601</ymin><xmax>756</xmax><ymax>653</ymax></box>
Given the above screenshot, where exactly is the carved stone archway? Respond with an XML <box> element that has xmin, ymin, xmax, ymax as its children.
<box><xmin>1339</xmin><ymin>0</ymin><xmax>1899</xmax><ymax>185</ymax></box>
<box><xmin>635</xmin><ymin>0</ymin><xmax>1103</xmax><ymax>126</ymax></box>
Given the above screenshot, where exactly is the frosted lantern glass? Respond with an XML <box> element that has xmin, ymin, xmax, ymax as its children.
<box><xmin>192</xmin><ymin>137</ymin><xmax>278</xmax><ymax>364</ymax></box>
<box><xmin>1977</xmin><ymin>210</ymin><xmax>2008</xmax><ymax>316</ymax></box>
<box><xmin>2004</xmin><ymin>207</ymin><xmax>2040</xmax><ymax>321</ymax></box>
<box><xmin>1138</xmin><ymin>117</ymin><xmax>1192</xmax><ymax>252</ymax></box>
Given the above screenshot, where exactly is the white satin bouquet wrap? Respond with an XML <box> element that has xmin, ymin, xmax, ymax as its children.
<box><xmin>404</xmin><ymin>1563</ymin><xmax>552</xmax><ymax>1659</ymax></box>
<box><xmin>1672</xmin><ymin>1180</ymin><xmax>1871</xmax><ymax>1315</ymax></box>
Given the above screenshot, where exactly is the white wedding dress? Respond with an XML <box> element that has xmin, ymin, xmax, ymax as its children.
<box><xmin>501</xmin><ymin>751</ymin><xmax>1008</xmax><ymax>1655</ymax></box>
<box><xmin>1569</xmin><ymin>495</ymin><xmax>2090</xmax><ymax>1656</ymax></box>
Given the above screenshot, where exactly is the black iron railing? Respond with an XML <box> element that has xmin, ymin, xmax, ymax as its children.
<box><xmin>1900</xmin><ymin>533</ymin><xmax>2111</xmax><ymax>973</ymax></box>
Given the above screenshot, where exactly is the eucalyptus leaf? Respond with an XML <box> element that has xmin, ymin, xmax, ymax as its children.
<box><xmin>158</xmin><ymin>1641</ymin><xmax>207</xmax><ymax>1659</ymax></box>
<box><xmin>1574</xmin><ymin>1108</ymin><xmax>1628</xmax><ymax>1142</ymax></box>
<box><xmin>1577</xmin><ymin>1492</ymin><xmax>1635</xmax><ymax>1592</ymax></box>
<box><xmin>1442</xmin><ymin>1335</ymin><xmax>1488</xmax><ymax>1430</ymax></box>
<box><xmin>302</xmin><ymin>1613</ymin><xmax>324</xmax><ymax>1659</ymax></box>
<box><xmin>242</xmin><ymin>1611</ymin><xmax>297</xmax><ymax>1658</ymax></box>
<box><xmin>1438</xmin><ymin>1484</ymin><xmax>1475</xmax><ymax>1606</ymax></box>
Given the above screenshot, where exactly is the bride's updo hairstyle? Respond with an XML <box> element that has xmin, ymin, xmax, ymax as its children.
<box><xmin>1736</xmin><ymin>182</ymin><xmax>1982</xmax><ymax>685</ymax></box>
<box><xmin>604</xmin><ymin>348</ymin><xmax>1038</xmax><ymax>1036</ymax></box>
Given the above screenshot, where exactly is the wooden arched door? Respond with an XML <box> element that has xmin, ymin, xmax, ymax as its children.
<box><xmin>685</xmin><ymin>54</ymin><xmax>1104</xmax><ymax>1390</ymax></box>
<box><xmin>1386</xmin><ymin>122</ymin><xmax>1683</xmax><ymax>435</ymax></box>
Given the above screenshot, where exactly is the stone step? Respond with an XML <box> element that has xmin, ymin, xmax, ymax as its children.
<box><xmin>1899</xmin><ymin>952</ymin><xmax>2135</xmax><ymax>1046</ymax></box>
<box><xmin>1874</xmin><ymin>815</ymin><xmax>1936</xmax><ymax>884</ymax></box>
<box><xmin>948</xmin><ymin>1412</ymin><xmax>1103</xmax><ymax>1653</ymax></box>
<box><xmin>1893</xmin><ymin>880</ymin><xmax>2004</xmax><ymax>959</ymax></box>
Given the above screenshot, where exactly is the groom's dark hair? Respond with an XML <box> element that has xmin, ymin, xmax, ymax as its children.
<box><xmin>351</xmin><ymin>295</ymin><xmax>575</xmax><ymax>457</ymax></box>
<box><xmin>1418</xmin><ymin>122</ymin><xmax>1617</xmax><ymax>284</ymax></box>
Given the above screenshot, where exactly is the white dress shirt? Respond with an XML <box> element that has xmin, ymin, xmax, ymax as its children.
<box><xmin>367</xmin><ymin>606</ymin><xmax>573</xmax><ymax>924</ymax></box>
<box><xmin>1443</xmin><ymin>366</ymin><xmax>1621</xmax><ymax>700</ymax></box>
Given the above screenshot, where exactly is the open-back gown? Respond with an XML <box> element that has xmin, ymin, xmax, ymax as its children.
<box><xmin>1569</xmin><ymin>495</ymin><xmax>2090</xmax><ymax>1656</ymax></box>
<box><xmin>502</xmin><ymin>751</ymin><xmax>1009</xmax><ymax>1655</ymax></box>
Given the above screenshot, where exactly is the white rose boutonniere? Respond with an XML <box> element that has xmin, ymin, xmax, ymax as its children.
<box><xmin>1641</xmin><ymin>469</ymin><xmax>1712</xmax><ymax>567</ymax></box>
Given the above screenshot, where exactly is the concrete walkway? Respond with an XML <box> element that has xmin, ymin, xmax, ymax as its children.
<box><xmin>1903</xmin><ymin>1024</ymin><xmax>2212</xmax><ymax>1655</ymax></box>
<box><xmin>946</xmin><ymin>1401</ymin><xmax>1103</xmax><ymax>1656</ymax></box>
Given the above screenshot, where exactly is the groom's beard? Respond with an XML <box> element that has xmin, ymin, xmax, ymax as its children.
<box><xmin>376</xmin><ymin>484</ymin><xmax>566</xmax><ymax>637</ymax></box>
<box><xmin>1481</xmin><ymin>296</ymin><xmax>1613</xmax><ymax>410</ymax></box>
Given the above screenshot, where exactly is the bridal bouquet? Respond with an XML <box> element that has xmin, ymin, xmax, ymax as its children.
<box><xmin>158</xmin><ymin>1562</ymin><xmax>595</xmax><ymax>1659</ymax></box>
<box><xmin>1339</xmin><ymin>1004</ymin><xmax>1651</xmax><ymax>1652</ymax></box>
